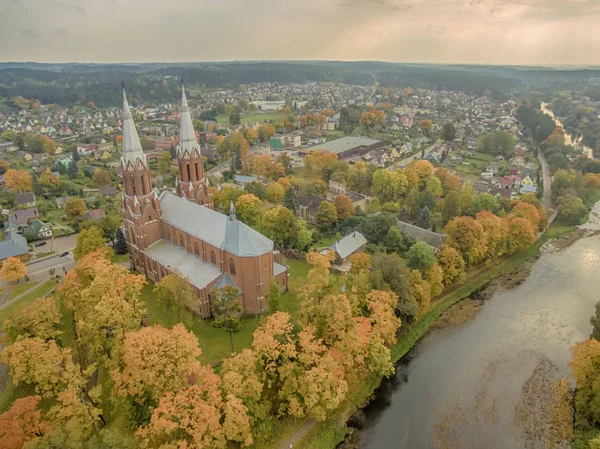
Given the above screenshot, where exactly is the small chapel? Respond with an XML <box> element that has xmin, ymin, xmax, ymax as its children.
<box><xmin>121</xmin><ymin>85</ymin><xmax>288</xmax><ymax>317</ymax></box>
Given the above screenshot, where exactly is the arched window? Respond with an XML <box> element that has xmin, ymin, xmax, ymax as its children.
<box><xmin>229</xmin><ymin>258</ymin><xmax>236</xmax><ymax>275</ymax></box>
<box><xmin>140</xmin><ymin>174</ymin><xmax>146</xmax><ymax>195</ymax></box>
<box><xmin>179</xmin><ymin>235</ymin><xmax>185</xmax><ymax>248</ymax></box>
<box><xmin>194</xmin><ymin>242</ymin><xmax>200</xmax><ymax>256</ymax></box>
<box><xmin>211</xmin><ymin>251</ymin><xmax>216</xmax><ymax>265</ymax></box>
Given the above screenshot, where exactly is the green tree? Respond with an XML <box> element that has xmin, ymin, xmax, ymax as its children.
<box><xmin>479</xmin><ymin>131</ymin><xmax>516</xmax><ymax>158</ymax></box>
<box><xmin>442</xmin><ymin>190</ymin><xmax>461</xmax><ymax>224</ymax></box>
<box><xmin>441</xmin><ymin>123</ymin><xmax>456</xmax><ymax>141</ymax></box>
<box><xmin>371</xmin><ymin>253</ymin><xmax>417</xmax><ymax>321</ymax></box>
<box><xmin>73</xmin><ymin>226</ymin><xmax>107</xmax><ymax>260</ymax></box>
<box><xmin>267</xmin><ymin>279</ymin><xmax>281</xmax><ymax>313</ymax></box>
<box><xmin>284</xmin><ymin>186</ymin><xmax>298</xmax><ymax>212</ymax></box>
<box><xmin>264</xmin><ymin>206</ymin><xmax>298</xmax><ymax>248</ymax></box>
<box><xmin>296</xmin><ymin>219</ymin><xmax>313</xmax><ymax>251</ymax></box>
<box><xmin>315</xmin><ymin>201</ymin><xmax>338</xmax><ymax>231</ymax></box>
<box><xmin>417</xmin><ymin>206</ymin><xmax>431</xmax><ymax>229</ymax></box>
<box><xmin>212</xmin><ymin>285</ymin><xmax>242</xmax><ymax>353</ymax></box>
<box><xmin>406</xmin><ymin>241</ymin><xmax>436</xmax><ymax>272</ymax></box>
<box><xmin>558</xmin><ymin>194</ymin><xmax>587</xmax><ymax>225</ymax></box>
<box><xmin>115</xmin><ymin>227</ymin><xmax>128</xmax><ymax>254</ymax></box>
<box><xmin>154</xmin><ymin>272</ymin><xmax>195</xmax><ymax>324</ymax></box>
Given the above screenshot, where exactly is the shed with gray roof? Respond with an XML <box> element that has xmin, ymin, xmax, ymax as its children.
<box><xmin>396</xmin><ymin>220</ymin><xmax>446</xmax><ymax>249</ymax></box>
<box><xmin>299</xmin><ymin>136</ymin><xmax>383</xmax><ymax>159</ymax></box>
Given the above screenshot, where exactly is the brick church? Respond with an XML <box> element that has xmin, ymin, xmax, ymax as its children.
<box><xmin>121</xmin><ymin>86</ymin><xmax>288</xmax><ymax>317</ymax></box>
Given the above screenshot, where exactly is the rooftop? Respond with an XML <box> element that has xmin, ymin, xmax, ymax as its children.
<box><xmin>159</xmin><ymin>192</ymin><xmax>273</xmax><ymax>257</ymax></box>
<box><xmin>300</xmin><ymin>136</ymin><xmax>382</xmax><ymax>155</ymax></box>
<box><xmin>324</xmin><ymin>231</ymin><xmax>367</xmax><ymax>261</ymax></box>
<box><xmin>396</xmin><ymin>220</ymin><xmax>446</xmax><ymax>249</ymax></box>
<box><xmin>145</xmin><ymin>239</ymin><xmax>223</xmax><ymax>290</ymax></box>
<box><xmin>0</xmin><ymin>231</ymin><xmax>29</xmax><ymax>259</ymax></box>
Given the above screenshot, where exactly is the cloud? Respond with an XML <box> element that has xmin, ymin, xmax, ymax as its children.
<box><xmin>20</xmin><ymin>29</ymin><xmax>41</xmax><ymax>40</ymax></box>
<box><xmin>52</xmin><ymin>27</ymin><xmax>70</xmax><ymax>37</ymax></box>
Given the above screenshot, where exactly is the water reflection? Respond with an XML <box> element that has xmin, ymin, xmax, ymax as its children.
<box><xmin>358</xmin><ymin>237</ymin><xmax>600</xmax><ymax>449</ymax></box>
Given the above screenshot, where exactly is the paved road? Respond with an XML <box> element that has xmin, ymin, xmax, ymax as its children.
<box><xmin>0</xmin><ymin>254</ymin><xmax>77</xmax><ymax>288</ymax></box>
<box><xmin>537</xmin><ymin>150</ymin><xmax>554</xmax><ymax>211</ymax></box>
<box><xmin>389</xmin><ymin>140</ymin><xmax>442</xmax><ymax>170</ymax></box>
<box><xmin>31</xmin><ymin>234</ymin><xmax>78</xmax><ymax>256</ymax></box>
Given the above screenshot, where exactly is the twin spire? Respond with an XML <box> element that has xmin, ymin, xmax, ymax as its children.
<box><xmin>121</xmin><ymin>83</ymin><xmax>199</xmax><ymax>166</ymax></box>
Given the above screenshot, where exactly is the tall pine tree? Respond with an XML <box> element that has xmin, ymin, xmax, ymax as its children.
<box><xmin>115</xmin><ymin>227</ymin><xmax>128</xmax><ymax>254</ymax></box>
<box><xmin>417</xmin><ymin>206</ymin><xmax>431</xmax><ymax>229</ymax></box>
<box><xmin>284</xmin><ymin>187</ymin><xmax>298</xmax><ymax>212</ymax></box>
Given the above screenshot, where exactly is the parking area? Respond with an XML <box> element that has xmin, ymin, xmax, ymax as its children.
<box><xmin>31</xmin><ymin>234</ymin><xmax>78</xmax><ymax>255</ymax></box>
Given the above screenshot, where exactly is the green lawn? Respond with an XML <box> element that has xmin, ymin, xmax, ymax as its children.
<box><xmin>216</xmin><ymin>111</ymin><xmax>286</xmax><ymax>126</ymax></box>
<box><xmin>6</xmin><ymin>281</ymin><xmax>35</xmax><ymax>301</ymax></box>
<box><xmin>112</xmin><ymin>253</ymin><xmax>130</xmax><ymax>263</ymax></box>
<box><xmin>0</xmin><ymin>280</ymin><xmax>57</xmax><ymax>327</ymax></box>
<box><xmin>141</xmin><ymin>257</ymin><xmax>309</xmax><ymax>365</ymax></box>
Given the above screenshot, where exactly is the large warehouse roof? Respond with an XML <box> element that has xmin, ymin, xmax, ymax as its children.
<box><xmin>300</xmin><ymin>136</ymin><xmax>382</xmax><ymax>155</ymax></box>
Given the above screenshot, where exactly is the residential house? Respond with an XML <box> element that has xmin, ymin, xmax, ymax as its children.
<box><xmin>0</xmin><ymin>231</ymin><xmax>30</xmax><ymax>262</ymax></box>
<box><xmin>234</xmin><ymin>175</ymin><xmax>258</xmax><ymax>187</ymax></box>
<box><xmin>321</xmin><ymin>231</ymin><xmax>368</xmax><ymax>272</ymax></box>
<box><xmin>15</xmin><ymin>192</ymin><xmax>36</xmax><ymax>208</ymax></box>
<box><xmin>473</xmin><ymin>181</ymin><xmax>491</xmax><ymax>194</ymax></box>
<box><xmin>520</xmin><ymin>185</ymin><xmax>538</xmax><ymax>195</ymax></box>
<box><xmin>495</xmin><ymin>155</ymin><xmax>506</xmax><ymax>162</ymax></box>
<box><xmin>327</xmin><ymin>180</ymin><xmax>347</xmax><ymax>201</ymax></box>
<box><xmin>77</xmin><ymin>144</ymin><xmax>99</xmax><ymax>156</ymax></box>
<box><xmin>346</xmin><ymin>192</ymin><xmax>369</xmax><ymax>212</ymax></box>
<box><xmin>295</xmin><ymin>194</ymin><xmax>326</xmax><ymax>224</ymax></box>
<box><xmin>467</xmin><ymin>138</ymin><xmax>479</xmax><ymax>151</ymax></box>
<box><xmin>24</xmin><ymin>219</ymin><xmax>53</xmax><ymax>240</ymax></box>
<box><xmin>520</xmin><ymin>175</ymin><xmax>535</xmax><ymax>187</ymax></box>
<box><xmin>509</xmin><ymin>156</ymin><xmax>525</xmax><ymax>166</ymax></box>
<box><xmin>486</xmin><ymin>162</ymin><xmax>501</xmax><ymax>175</ymax></box>
<box><xmin>83</xmin><ymin>209</ymin><xmax>106</xmax><ymax>221</ymax></box>
<box><xmin>8</xmin><ymin>207</ymin><xmax>39</xmax><ymax>227</ymax></box>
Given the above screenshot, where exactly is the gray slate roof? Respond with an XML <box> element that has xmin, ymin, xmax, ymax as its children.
<box><xmin>325</xmin><ymin>231</ymin><xmax>367</xmax><ymax>260</ymax></box>
<box><xmin>211</xmin><ymin>272</ymin><xmax>242</xmax><ymax>294</ymax></box>
<box><xmin>15</xmin><ymin>192</ymin><xmax>35</xmax><ymax>205</ymax></box>
<box><xmin>0</xmin><ymin>231</ymin><xmax>28</xmax><ymax>259</ymax></box>
<box><xmin>274</xmin><ymin>261</ymin><xmax>287</xmax><ymax>276</ymax></box>
<box><xmin>396</xmin><ymin>220</ymin><xmax>446</xmax><ymax>248</ymax></box>
<box><xmin>301</xmin><ymin>136</ymin><xmax>381</xmax><ymax>155</ymax></box>
<box><xmin>145</xmin><ymin>239</ymin><xmax>222</xmax><ymax>289</ymax></box>
<box><xmin>159</xmin><ymin>192</ymin><xmax>273</xmax><ymax>257</ymax></box>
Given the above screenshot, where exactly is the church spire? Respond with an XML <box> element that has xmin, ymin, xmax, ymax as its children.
<box><xmin>121</xmin><ymin>88</ymin><xmax>146</xmax><ymax>166</ymax></box>
<box><xmin>178</xmin><ymin>83</ymin><xmax>199</xmax><ymax>156</ymax></box>
<box><xmin>229</xmin><ymin>201</ymin><xmax>236</xmax><ymax>221</ymax></box>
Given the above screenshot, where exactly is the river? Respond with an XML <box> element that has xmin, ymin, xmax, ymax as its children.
<box><xmin>357</xmin><ymin>233</ymin><xmax>600</xmax><ymax>449</ymax></box>
<box><xmin>540</xmin><ymin>102</ymin><xmax>594</xmax><ymax>159</ymax></box>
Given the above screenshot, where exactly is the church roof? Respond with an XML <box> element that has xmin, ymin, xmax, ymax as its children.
<box><xmin>178</xmin><ymin>85</ymin><xmax>199</xmax><ymax>157</ymax></box>
<box><xmin>145</xmin><ymin>239</ymin><xmax>222</xmax><ymax>289</ymax></box>
<box><xmin>159</xmin><ymin>191</ymin><xmax>273</xmax><ymax>257</ymax></box>
<box><xmin>211</xmin><ymin>272</ymin><xmax>243</xmax><ymax>294</ymax></box>
<box><xmin>121</xmin><ymin>89</ymin><xmax>146</xmax><ymax>167</ymax></box>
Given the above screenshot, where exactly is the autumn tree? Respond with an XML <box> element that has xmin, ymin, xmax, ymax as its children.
<box><xmin>419</xmin><ymin>119</ymin><xmax>433</xmax><ymax>136</ymax></box>
<box><xmin>153</xmin><ymin>271</ymin><xmax>195</xmax><ymax>324</ymax></box>
<box><xmin>506</xmin><ymin>216</ymin><xmax>535</xmax><ymax>254</ymax></box>
<box><xmin>266</xmin><ymin>182</ymin><xmax>285</xmax><ymax>203</ymax></box>
<box><xmin>304</xmin><ymin>149</ymin><xmax>338</xmax><ymax>175</ymax></box>
<box><xmin>371</xmin><ymin>253</ymin><xmax>417</xmax><ymax>321</ymax></box>
<box><xmin>212</xmin><ymin>285</ymin><xmax>243</xmax><ymax>353</ymax></box>
<box><xmin>408</xmin><ymin>270</ymin><xmax>432</xmax><ymax>317</ymax></box>
<box><xmin>0</xmin><ymin>257</ymin><xmax>28</xmax><ymax>283</ymax></box>
<box><xmin>4</xmin><ymin>169</ymin><xmax>32</xmax><ymax>192</ymax></box>
<box><xmin>39</xmin><ymin>170</ymin><xmax>61</xmax><ymax>190</ymax></box>
<box><xmin>3</xmin><ymin>298</ymin><xmax>62</xmax><ymax>343</ymax></box>
<box><xmin>64</xmin><ymin>197</ymin><xmax>86</xmax><ymax>220</ymax></box>
<box><xmin>425</xmin><ymin>262</ymin><xmax>444</xmax><ymax>297</ymax></box>
<box><xmin>315</xmin><ymin>201</ymin><xmax>338</xmax><ymax>231</ymax></box>
<box><xmin>510</xmin><ymin>202</ymin><xmax>540</xmax><ymax>232</ymax></box>
<box><xmin>349</xmin><ymin>252</ymin><xmax>371</xmax><ymax>275</ymax></box>
<box><xmin>136</xmin><ymin>384</ymin><xmax>227</xmax><ymax>449</ymax></box>
<box><xmin>570</xmin><ymin>339</ymin><xmax>600</xmax><ymax>427</ymax></box>
<box><xmin>235</xmin><ymin>194</ymin><xmax>262</xmax><ymax>228</ymax></box>
<box><xmin>257</xmin><ymin>123</ymin><xmax>275</xmax><ymax>142</ymax></box>
<box><xmin>334</xmin><ymin>194</ymin><xmax>355</xmax><ymax>221</ymax></box>
<box><xmin>73</xmin><ymin>226</ymin><xmax>106</xmax><ymax>260</ymax></box>
<box><xmin>476</xmin><ymin>211</ymin><xmax>508</xmax><ymax>259</ymax></box>
<box><xmin>445</xmin><ymin>216</ymin><xmax>488</xmax><ymax>265</ymax></box>
<box><xmin>112</xmin><ymin>324</ymin><xmax>203</xmax><ymax>405</ymax></box>
<box><xmin>92</xmin><ymin>168</ymin><xmax>111</xmax><ymax>187</ymax></box>
<box><xmin>1</xmin><ymin>338</ymin><xmax>80</xmax><ymax>397</ymax></box>
<box><xmin>436</xmin><ymin>244</ymin><xmax>466</xmax><ymax>285</ymax></box>
<box><xmin>0</xmin><ymin>395</ymin><xmax>50</xmax><ymax>449</ymax></box>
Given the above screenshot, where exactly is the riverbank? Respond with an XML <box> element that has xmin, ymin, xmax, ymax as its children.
<box><xmin>288</xmin><ymin>223</ymin><xmax>577</xmax><ymax>449</ymax></box>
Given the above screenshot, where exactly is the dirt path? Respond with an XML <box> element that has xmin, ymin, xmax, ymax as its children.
<box><xmin>277</xmin><ymin>419</ymin><xmax>317</xmax><ymax>449</ymax></box>
<box><xmin>538</xmin><ymin>151</ymin><xmax>553</xmax><ymax>211</ymax></box>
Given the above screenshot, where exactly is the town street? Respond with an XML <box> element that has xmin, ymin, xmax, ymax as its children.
<box><xmin>390</xmin><ymin>140</ymin><xmax>442</xmax><ymax>170</ymax></box>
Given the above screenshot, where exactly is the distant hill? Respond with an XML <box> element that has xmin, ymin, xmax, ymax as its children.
<box><xmin>1</xmin><ymin>61</ymin><xmax>600</xmax><ymax>108</ymax></box>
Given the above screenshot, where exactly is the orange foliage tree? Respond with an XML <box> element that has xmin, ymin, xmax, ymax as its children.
<box><xmin>444</xmin><ymin>216</ymin><xmax>488</xmax><ymax>266</ymax></box>
<box><xmin>0</xmin><ymin>257</ymin><xmax>28</xmax><ymax>283</ymax></box>
<box><xmin>0</xmin><ymin>395</ymin><xmax>50</xmax><ymax>449</ymax></box>
<box><xmin>3</xmin><ymin>169</ymin><xmax>32</xmax><ymax>192</ymax></box>
<box><xmin>334</xmin><ymin>194</ymin><xmax>355</xmax><ymax>220</ymax></box>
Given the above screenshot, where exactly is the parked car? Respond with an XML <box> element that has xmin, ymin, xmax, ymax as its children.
<box><xmin>35</xmin><ymin>241</ymin><xmax>47</xmax><ymax>247</ymax></box>
<box><xmin>59</xmin><ymin>251</ymin><xmax>69</xmax><ymax>257</ymax></box>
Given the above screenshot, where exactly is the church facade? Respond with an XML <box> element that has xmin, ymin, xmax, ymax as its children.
<box><xmin>121</xmin><ymin>86</ymin><xmax>288</xmax><ymax>317</ymax></box>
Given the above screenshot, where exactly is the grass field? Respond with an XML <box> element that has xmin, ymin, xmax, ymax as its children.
<box><xmin>0</xmin><ymin>280</ymin><xmax>57</xmax><ymax>328</ymax></box>
<box><xmin>216</xmin><ymin>111</ymin><xmax>286</xmax><ymax>126</ymax></box>
<box><xmin>142</xmin><ymin>255</ymin><xmax>309</xmax><ymax>365</ymax></box>
<box><xmin>6</xmin><ymin>281</ymin><xmax>35</xmax><ymax>301</ymax></box>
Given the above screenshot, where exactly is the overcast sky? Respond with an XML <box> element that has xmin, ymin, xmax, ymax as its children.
<box><xmin>2</xmin><ymin>0</ymin><xmax>600</xmax><ymax>65</ymax></box>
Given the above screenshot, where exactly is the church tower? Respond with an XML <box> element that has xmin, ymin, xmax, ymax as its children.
<box><xmin>176</xmin><ymin>84</ymin><xmax>214</xmax><ymax>208</ymax></box>
<box><xmin>121</xmin><ymin>88</ymin><xmax>162</xmax><ymax>272</ymax></box>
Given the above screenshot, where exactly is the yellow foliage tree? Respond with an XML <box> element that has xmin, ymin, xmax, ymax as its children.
<box><xmin>0</xmin><ymin>257</ymin><xmax>28</xmax><ymax>282</ymax></box>
<box><xmin>3</xmin><ymin>169</ymin><xmax>32</xmax><ymax>192</ymax></box>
